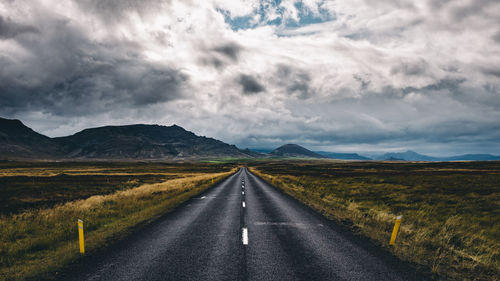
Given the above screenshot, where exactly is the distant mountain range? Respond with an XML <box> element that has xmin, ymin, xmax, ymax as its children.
<box><xmin>375</xmin><ymin>150</ymin><xmax>436</xmax><ymax>161</ymax></box>
<box><xmin>1</xmin><ymin>117</ymin><xmax>498</xmax><ymax>161</ymax></box>
<box><xmin>372</xmin><ymin>150</ymin><xmax>500</xmax><ymax>161</ymax></box>
<box><xmin>314</xmin><ymin>151</ymin><xmax>371</xmax><ymax>160</ymax></box>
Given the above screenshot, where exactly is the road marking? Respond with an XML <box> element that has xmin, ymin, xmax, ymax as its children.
<box><xmin>242</xmin><ymin>228</ymin><xmax>248</xmax><ymax>245</ymax></box>
<box><xmin>242</xmin><ymin>191</ymin><xmax>244</xmax><ymax>195</ymax></box>
<box><xmin>253</xmin><ymin>222</ymin><xmax>319</xmax><ymax>229</ymax></box>
<box><xmin>194</xmin><ymin>196</ymin><xmax>216</xmax><ymax>200</ymax></box>
<box><xmin>242</xmin><ymin>202</ymin><xmax>246</xmax><ymax>208</ymax></box>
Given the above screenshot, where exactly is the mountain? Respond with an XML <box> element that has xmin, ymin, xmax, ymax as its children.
<box><xmin>374</xmin><ymin>150</ymin><xmax>500</xmax><ymax>161</ymax></box>
<box><xmin>375</xmin><ymin>150</ymin><xmax>438</xmax><ymax>161</ymax></box>
<box><xmin>0</xmin><ymin>117</ymin><xmax>251</xmax><ymax>160</ymax></box>
<box><xmin>54</xmin><ymin>124</ymin><xmax>251</xmax><ymax>159</ymax></box>
<box><xmin>270</xmin><ymin>144</ymin><xmax>326</xmax><ymax>158</ymax></box>
<box><xmin>443</xmin><ymin>154</ymin><xmax>500</xmax><ymax>161</ymax></box>
<box><xmin>249</xmin><ymin>148</ymin><xmax>273</xmax><ymax>154</ymax></box>
<box><xmin>315</xmin><ymin>151</ymin><xmax>371</xmax><ymax>160</ymax></box>
<box><xmin>241</xmin><ymin>148</ymin><xmax>267</xmax><ymax>157</ymax></box>
<box><xmin>0</xmin><ymin>118</ymin><xmax>63</xmax><ymax>159</ymax></box>
<box><xmin>3</xmin><ymin>117</ymin><xmax>499</xmax><ymax>161</ymax></box>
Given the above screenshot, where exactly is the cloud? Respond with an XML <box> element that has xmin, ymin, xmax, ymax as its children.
<box><xmin>275</xmin><ymin>64</ymin><xmax>315</xmax><ymax>99</ymax></box>
<box><xmin>213</xmin><ymin>42</ymin><xmax>242</xmax><ymax>61</ymax></box>
<box><xmin>0</xmin><ymin>0</ymin><xmax>499</xmax><ymax>156</ymax></box>
<box><xmin>0</xmin><ymin>1</ymin><xmax>188</xmax><ymax>117</ymax></box>
<box><xmin>238</xmin><ymin>74</ymin><xmax>265</xmax><ymax>94</ymax></box>
<box><xmin>199</xmin><ymin>42</ymin><xmax>243</xmax><ymax>68</ymax></box>
<box><xmin>0</xmin><ymin>15</ymin><xmax>39</xmax><ymax>38</ymax></box>
<box><xmin>482</xmin><ymin>67</ymin><xmax>500</xmax><ymax>78</ymax></box>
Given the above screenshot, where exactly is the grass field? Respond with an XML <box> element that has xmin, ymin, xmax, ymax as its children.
<box><xmin>0</xmin><ymin>161</ymin><xmax>237</xmax><ymax>281</ymax></box>
<box><xmin>250</xmin><ymin>160</ymin><xmax>500</xmax><ymax>281</ymax></box>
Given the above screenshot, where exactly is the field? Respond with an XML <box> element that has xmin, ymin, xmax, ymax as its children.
<box><xmin>2</xmin><ymin>160</ymin><xmax>499</xmax><ymax>281</ymax></box>
<box><xmin>250</xmin><ymin>160</ymin><xmax>500</xmax><ymax>281</ymax></box>
<box><xmin>0</xmin><ymin>161</ymin><xmax>237</xmax><ymax>281</ymax></box>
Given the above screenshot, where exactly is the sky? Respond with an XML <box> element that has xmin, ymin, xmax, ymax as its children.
<box><xmin>1</xmin><ymin>0</ymin><xmax>499</xmax><ymax>156</ymax></box>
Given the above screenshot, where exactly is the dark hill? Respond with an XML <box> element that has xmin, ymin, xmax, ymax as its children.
<box><xmin>54</xmin><ymin>124</ymin><xmax>250</xmax><ymax>159</ymax></box>
<box><xmin>376</xmin><ymin>150</ymin><xmax>438</xmax><ymax>161</ymax></box>
<box><xmin>0</xmin><ymin>117</ymin><xmax>251</xmax><ymax>160</ymax></box>
<box><xmin>0</xmin><ymin>118</ymin><xmax>63</xmax><ymax>158</ymax></box>
<box><xmin>270</xmin><ymin>144</ymin><xmax>325</xmax><ymax>158</ymax></box>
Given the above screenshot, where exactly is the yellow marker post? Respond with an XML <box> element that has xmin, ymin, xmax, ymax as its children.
<box><xmin>78</xmin><ymin>219</ymin><xmax>85</xmax><ymax>254</ymax></box>
<box><xmin>212</xmin><ymin>178</ymin><xmax>214</xmax><ymax>184</ymax></box>
<box><xmin>389</xmin><ymin>215</ymin><xmax>402</xmax><ymax>245</ymax></box>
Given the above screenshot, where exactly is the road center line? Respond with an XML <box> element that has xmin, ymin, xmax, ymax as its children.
<box><xmin>242</xmin><ymin>201</ymin><xmax>246</xmax><ymax>208</ymax></box>
<box><xmin>242</xmin><ymin>228</ymin><xmax>248</xmax><ymax>245</ymax></box>
<box><xmin>242</xmin><ymin>191</ymin><xmax>244</xmax><ymax>195</ymax></box>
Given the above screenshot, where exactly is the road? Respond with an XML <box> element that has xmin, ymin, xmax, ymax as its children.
<box><xmin>66</xmin><ymin>168</ymin><xmax>428</xmax><ymax>281</ymax></box>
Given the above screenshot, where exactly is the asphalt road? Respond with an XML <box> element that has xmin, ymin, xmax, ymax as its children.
<box><xmin>66</xmin><ymin>168</ymin><xmax>428</xmax><ymax>281</ymax></box>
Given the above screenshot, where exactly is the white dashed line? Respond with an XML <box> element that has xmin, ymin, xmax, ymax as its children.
<box><xmin>242</xmin><ymin>191</ymin><xmax>244</xmax><ymax>195</ymax></box>
<box><xmin>201</xmin><ymin>196</ymin><xmax>206</xmax><ymax>199</ymax></box>
<box><xmin>242</xmin><ymin>228</ymin><xmax>248</xmax><ymax>245</ymax></box>
<box><xmin>242</xmin><ymin>202</ymin><xmax>246</xmax><ymax>208</ymax></box>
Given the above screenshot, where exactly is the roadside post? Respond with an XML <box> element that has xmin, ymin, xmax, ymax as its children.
<box><xmin>78</xmin><ymin>219</ymin><xmax>85</xmax><ymax>254</ymax></box>
<box><xmin>389</xmin><ymin>216</ymin><xmax>402</xmax><ymax>245</ymax></box>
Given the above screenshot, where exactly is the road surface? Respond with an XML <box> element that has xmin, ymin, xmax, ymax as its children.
<box><xmin>65</xmin><ymin>168</ymin><xmax>428</xmax><ymax>281</ymax></box>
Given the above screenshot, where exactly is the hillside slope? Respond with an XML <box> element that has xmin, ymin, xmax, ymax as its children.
<box><xmin>55</xmin><ymin>124</ymin><xmax>249</xmax><ymax>159</ymax></box>
<box><xmin>270</xmin><ymin>144</ymin><xmax>326</xmax><ymax>158</ymax></box>
<box><xmin>0</xmin><ymin>117</ymin><xmax>251</xmax><ymax>160</ymax></box>
<box><xmin>0</xmin><ymin>118</ymin><xmax>63</xmax><ymax>159</ymax></box>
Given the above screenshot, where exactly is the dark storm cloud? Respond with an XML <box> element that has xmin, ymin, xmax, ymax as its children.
<box><xmin>482</xmin><ymin>67</ymin><xmax>500</xmax><ymax>78</ymax></box>
<box><xmin>0</xmin><ymin>13</ymin><xmax>187</xmax><ymax>117</ymax></box>
<box><xmin>200</xmin><ymin>57</ymin><xmax>224</xmax><ymax>68</ymax></box>
<box><xmin>401</xmin><ymin>78</ymin><xmax>466</xmax><ymax>95</ymax></box>
<box><xmin>449</xmin><ymin>0</ymin><xmax>498</xmax><ymax>21</ymax></box>
<box><xmin>0</xmin><ymin>61</ymin><xmax>187</xmax><ymax>116</ymax></box>
<box><xmin>0</xmin><ymin>16</ymin><xmax>39</xmax><ymax>38</ymax></box>
<box><xmin>239</xmin><ymin>74</ymin><xmax>265</xmax><ymax>94</ymax></box>
<box><xmin>275</xmin><ymin>64</ymin><xmax>315</xmax><ymax>99</ymax></box>
<box><xmin>200</xmin><ymin>42</ymin><xmax>243</xmax><ymax>69</ymax></box>
<box><xmin>213</xmin><ymin>42</ymin><xmax>241</xmax><ymax>61</ymax></box>
<box><xmin>493</xmin><ymin>30</ymin><xmax>500</xmax><ymax>43</ymax></box>
<box><xmin>369</xmin><ymin>78</ymin><xmax>468</xmax><ymax>100</ymax></box>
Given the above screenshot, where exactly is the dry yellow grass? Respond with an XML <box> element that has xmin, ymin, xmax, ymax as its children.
<box><xmin>0</xmin><ymin>169</ymin><xmax>236</xmax><ymax>281</ymax></box>
<box><xmin>251</xmin><ymin>166</ymin><xmax>500</xmax><ymax>281</ymax></box>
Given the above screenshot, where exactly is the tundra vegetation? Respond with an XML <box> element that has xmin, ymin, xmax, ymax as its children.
<box><xmin>0</xmin><ymin>161</ymin><xmax>236</xmax><ymax>280</ymax></box>
<box><xmin>250</xmin><ymin>160</ymin><xmax>500</xmax><ymax>281</ymax></box>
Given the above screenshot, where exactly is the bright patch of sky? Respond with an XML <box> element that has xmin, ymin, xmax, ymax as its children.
<box><xmin>218</xmin><ymin>0</ymin><xmax>334</xmax><ymax>31</ymax></box>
